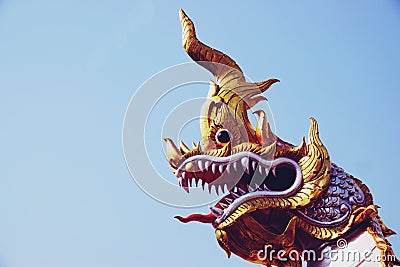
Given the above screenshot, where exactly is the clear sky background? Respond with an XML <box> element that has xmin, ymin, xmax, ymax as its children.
<box><xmin>0</xmin><ymin>1</ymin><xmax>399</xmax><ymax>267</ymax></box>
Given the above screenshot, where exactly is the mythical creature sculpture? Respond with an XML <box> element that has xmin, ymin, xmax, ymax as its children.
<box><xmin>164</xmin><ymin>9</ymin><xmax>399</xmax><ymax>267</ymax></box>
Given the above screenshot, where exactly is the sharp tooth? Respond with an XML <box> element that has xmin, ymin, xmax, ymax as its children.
<box><xmin>210</xmin><ymin>206</ymin><xmax>223</xmax><ymax>217</ymax></box>
<box><xmin>164</xmin><ymin>138</ymin><xmax>182</xmax><ymax>165</ymax></box>
<box><xmin>263</xmin><ymin>184</ymin><xmax>269</xmax><ymax>190</ymax></box>
<box><xmin>225</xmin><ymin>197</ymin><xmax>233</xmax><ymax>203</ymax></box>
<box><xmin>241</xmin><ymin>158</ymin><xmax>249</xmax><ymax>174</ymax></box>
<box><xmin>182</xmin><ymin>172</ymin><xmax>187</xmax><ymax>179</ymax></box>
<box><xmin>247</xmin><ymin>184</ymin><xmax>254</xmax><ymax>192</ymax></box>
<box><xmin>178</xmin><ymin>177</ymin><xmax>182</xmax><ymax>187</ymax></box>
<box><xmin>238</xmin><ymin>188</ymin><xmax>246</xmax><ymax>195</ymax></box>
<box><xmin>202</xmin><ymin>180</ymin><xmax>206</xmax><ymax>190</ymax></box>
<box><xmin>219</xmin><ymin>164</ymin><xmax>225</xmax><ymax>173</ymax></box>
<box><xmin>233</xmin><ymin>162</ymin><xmax>238</xmax><ymax>172</ymax></box>
<box><xmin>252</xmin><ymin>161</ymin><xmax>257</xmax><ymax>171</ymax></box>
<box><xmin>233</xmin><ymin>187</ymin><xmax>238</xmax><ymax>193</ymax></box>
<box><xmin>220</xmin><ymin>203</ymin><xmax>229</xmax><ymax>209</ymax></box>
<box><xmin>182</xmin><ymin>179</ymin><xmax>189</xmax><ymax>193</ymax></box>
<box><xmin>258</xmin><ymin>165</ymin><xmax>264</xmax><ymax>175</ymax></box>
<box><xmin>211</xmin><ymin>164</ymin><xmax>217</xmax><ymax>174</ymax></box>
<box><xmin>188</xmin><ymin>178</ymin><xmax>192</xmax><ymax>187</ymax></box>
<box><xmin>205</xmin><ymin>161</ymin><xmax>211</xmax><ymax>170</ymax></box>
<box><xmin>220</xmin><ymin>184</ymin><xmax>226</xmax><ymax>194</ymax></box>
<box><xmin>215</xmin><ymin>185</ymin><xmax>220</xmax><ymax>195</ymax></box>
<box><xmin>232</xmin><ymin>192</ymin><xmax>240</xmax><ymax>199</ymax></box>
<box><xmin>208</xmin><ymin>184</ymin><xmax>212</xmax><ymax>194</ymax></box>
<box><xmin>198</xmin><ymin>160</ymin><xmax>204</xmax><ymax>171</ymax></box>
<box><xmin>226</xmin><ymin>164</ymin><xmax>231</xmax><ymax>174</ymax></box>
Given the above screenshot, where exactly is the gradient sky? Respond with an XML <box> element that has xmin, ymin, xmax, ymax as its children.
<box><xmin>0</xmin><ymin>1</ymin><xmax>399</xmax><ymax>267</ymax></box>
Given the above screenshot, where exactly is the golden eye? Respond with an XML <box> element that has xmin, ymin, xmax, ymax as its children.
<box><xmin>216</xmin><ymin>129</ymin><xmax>230</xmax><ymax>144</ymax></box>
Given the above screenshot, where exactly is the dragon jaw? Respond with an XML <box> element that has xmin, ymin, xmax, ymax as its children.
<box><xmin>175</xmin><ymin>152</ymin><xmax>303</xmax><ymax>226</ymax></box>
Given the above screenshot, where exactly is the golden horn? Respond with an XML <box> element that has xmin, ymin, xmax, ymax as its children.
<box><xmin>253</xmin><ymin>110</ymin><xmax>275</xmax><ymax>145</ymax></box>
<box><xmin>299</xmin><ymin>117</ymin><xmax>330</xmax><ymax>184</ymax></box>
<box><xmin>179</xmin><ymin>9</ymin><xmax>279</xmax><ymax>112</ymax></box>
<box><xmin>179</xmin><ymin>9</ymin><xmax>244</xmax><ymax>81</ymax></box>
<box><xmin>179</xmin><ymin>140</ymin><xmax>190</xmax><ymax>154</ymax></box>
<box><xmin>255</xmin><ymin>78</ymin><xmax>280</xmax><ymax>93</ymax></box>
<box><xmin>191</xmin><ymin>141</ymin><xmax>202</xmax><ymax>153</ymax></box>
<box><xmin>164</xmin><ymin>138</ymin><xmax>182</xmax><ymax>168</ymax></box>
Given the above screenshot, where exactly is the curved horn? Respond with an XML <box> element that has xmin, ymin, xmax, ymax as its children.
<box><xmin>299</xmin><ymin>117</ymin><xmax>331</xmax><ymax>184</ymax></box>
<box><xmin>179</xmin><ymin>9</ymin><xmax>244</xmax><ymax>83</ymax></box>
<box><xmin>179</xmin><ymin>9</ymin><xmax>280</xmax><ymax>108</ymax></box>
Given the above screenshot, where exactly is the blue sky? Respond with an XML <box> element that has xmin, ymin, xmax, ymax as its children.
<box><xmin>0</xmin><ymin>1</ymin><xmax>399</xmax><ymax>266</ymax></box>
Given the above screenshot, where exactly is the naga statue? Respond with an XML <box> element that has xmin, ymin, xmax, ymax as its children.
<box><xmin>164</xmin><ymin>9</ymin><xmax>399</xmax><ymax>267</ymax></box>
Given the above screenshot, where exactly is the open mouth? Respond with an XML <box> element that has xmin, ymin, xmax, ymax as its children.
<box><xmin>174</xmin><ymin>151</ymin><xmax>303</xmax><ymax>228</ymax></box>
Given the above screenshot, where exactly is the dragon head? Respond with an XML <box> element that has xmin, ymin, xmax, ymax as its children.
<box><xmin>164</xmin><ymin>9</ymin><xmax>398</xmax><ymax>266</ymax></box>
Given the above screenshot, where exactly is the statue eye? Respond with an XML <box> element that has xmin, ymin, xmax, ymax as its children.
<box><xmin>216</xmin><ymin>129</ymin><xmax>230</xmax><ymax>144</ymax></box>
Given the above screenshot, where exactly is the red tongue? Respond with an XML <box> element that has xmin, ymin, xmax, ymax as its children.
<box><xmin>174</xmin><ymin>212</ymin><xmax>215</xmax><ymax>224</ymax></box>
